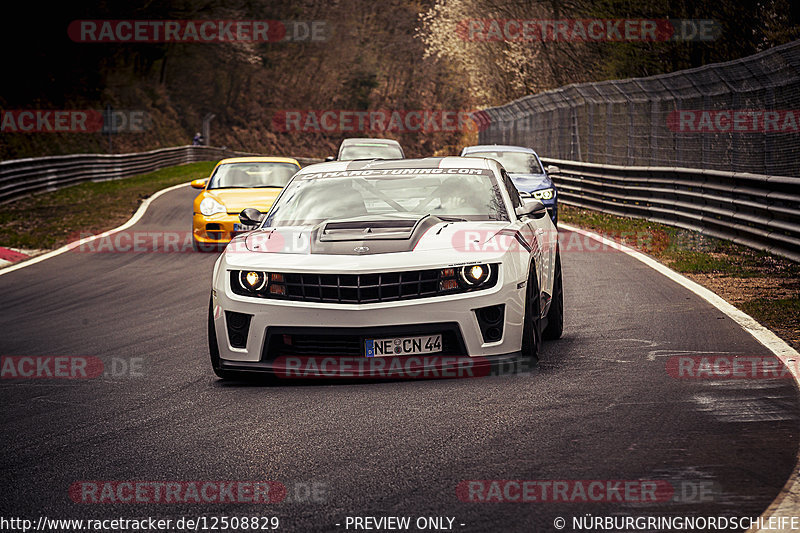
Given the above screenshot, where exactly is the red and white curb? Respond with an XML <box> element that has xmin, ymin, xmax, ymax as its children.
<box><xmin>0</xmin><ymin>182</ymin><xmax>190</xmax><ymax>277</ymax></box>
<box><xmin>0</xmin><ymin>247</ymin><xmax>47</xmax><ymax>269</ymax></box>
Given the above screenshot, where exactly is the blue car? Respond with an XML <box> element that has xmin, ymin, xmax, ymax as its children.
<box><xmin>460</xmin><ymin>145</ymin><xmax>559</xmax><ymax>225</ymax></box>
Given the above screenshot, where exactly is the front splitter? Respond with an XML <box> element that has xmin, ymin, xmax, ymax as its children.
<box><xmin>219</xmin><ymin>351</ymin><xmax>533</xmax><ymax>380</ymax></box>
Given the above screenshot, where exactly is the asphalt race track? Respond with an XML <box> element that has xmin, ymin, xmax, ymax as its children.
<box><xmin>1</xmin><ymin>184</ymin><xmax>798</xmax><ymax>532</ymax></box>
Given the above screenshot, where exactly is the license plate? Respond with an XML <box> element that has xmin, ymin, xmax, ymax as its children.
<box><xmin>365</xmin><ymin>335</ymin><xmax>442</xmax><ymax>357</ymax></box>
<box><xmin>233</xmin><ymin>223</ymin><xmax>249</xmax><ymax>232</ymax></box>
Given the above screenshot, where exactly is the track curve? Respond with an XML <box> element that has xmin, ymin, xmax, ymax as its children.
<box><xmin>0</xmin><ymin>184</ymin><xmax>798</xmax><ymax>532</ymax></box>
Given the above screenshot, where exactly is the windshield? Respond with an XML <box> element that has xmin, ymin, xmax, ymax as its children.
<box><xmin>339</xmin><ymin>144</ymin><xmax>403</xmax><ymax>160</ymax></box>
<box><xmin>264</xmin><ymin>169</ymin><xmax>508</xmax><ymax>227</ymax></box>
<box><xmin>465</xmin><ymin>151</ymin><xmax>544</xmax><ymax>174</ymax></box>
<box><xmin>207</xmin><ymin>162</ymin><xmax>299</xmax><ymax>189</ymax></box>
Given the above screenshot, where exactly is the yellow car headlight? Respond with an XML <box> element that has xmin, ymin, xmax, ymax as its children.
<box><xmin>532</xmin><ymin>188</ymin><xmax>554</xmax><ymax>201</ymax></box>
<box><xmin>199</xmin><ymin>197</ymin><xmax>226</xmax><ymax>216</ymax></box>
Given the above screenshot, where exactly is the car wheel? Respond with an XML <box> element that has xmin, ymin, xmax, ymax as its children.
<box><xmin>520</xmin><ymin>267</ymin><xmax>542</xmax><ymax>362</ymax></box>
<box><xmin>542</xmin><ymin>249</ymin><xmax>563</xmax><ymax>340</ymax></box>
<box><xmin>208</xmin><ymin>296</ymin><xmax>234</xmax><ymax>379</ymax></box>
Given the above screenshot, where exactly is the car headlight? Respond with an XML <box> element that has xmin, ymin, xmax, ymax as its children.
<box><xmin>532</xmin><ymin>188</ymin><xmax>554</xmax><ymax>201</ymax></box>
<box><xmin>459</xmin><ymin>264</ymin><xmax>491</xmax><ymax>286</ymax></box>
<box><xmin>232</xmin><ymin>271</ymin><xmax>286</xmax><ymax>297</ymax></box>
<box><xmin>440</xmin><ymin>264</ymin><xmax>494</xmax><ymax>291</ymax></box>
<box><xmin>199</xmin><ymin>197</ymin><xmax>226</xmax><ymax>216</ymax></box>
<box><xmin>239</xmin><ymin>271</ymin><xmax>267</xmax><ymax>292</ymax></box>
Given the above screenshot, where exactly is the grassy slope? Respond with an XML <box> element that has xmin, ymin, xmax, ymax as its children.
<box><xmin>0</xmin><ymin>162</ymin><xmax>216</xmax><ymax>250</ymax></box>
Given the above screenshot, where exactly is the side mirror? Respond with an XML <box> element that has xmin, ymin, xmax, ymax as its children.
<box><xmin>239</xmin><ymin>208</ymin><xmax>265</xmax><ymax>227</ymax></box>
<box><xmin>546</xmin><ymin>165</ymin><xmax>560</xmax><ymax>175</ymax></box>
<box><xmin>325</xmin><ymin>156</ymin><xmax>336</xmax><ymax>162</ymax></box>
<box><xmin>191</xmin><ymin>179</ymin><xmax>207</xmax><ymax>189</ymax></box>
<box><xmin>515</xmin><ymin>199</ymin><xmax>547</xmax><ymax>220</ymax></box>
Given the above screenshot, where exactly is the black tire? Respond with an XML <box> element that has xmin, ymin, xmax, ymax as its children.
<box><xmin>542</xmin><ymin>249</ymin><xmax>564</xmax><ymax>340</ymax></box>
<box><xmin>520</xmin><ymin>267</ymin><xmax>542</xmax><ymax>362</ymax></box>
<box><xmin>208</xmin><ymin>297</ymin><xmax>234</xmax><ymax>379</ymax></box>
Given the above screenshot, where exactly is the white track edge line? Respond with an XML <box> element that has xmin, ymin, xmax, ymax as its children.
<box><xmin>560</xmin><ymin>222</ymin><xmax>800</xmax><ymax>532</ymax></box>
<box><xmin>1</xmin><ymin>200</ymin><xmax>797</xmax><ymax>527</ymax></box>
<box><xmin>0</xmin><ymin>182</ymin><xmax>190</xmax><ymax>278</ymax></box>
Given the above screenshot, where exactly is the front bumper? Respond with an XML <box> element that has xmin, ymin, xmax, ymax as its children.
<box><xmin>211</xmin><ymin>267</ymin><xmax>527</xmax><ymax>366</ymax></box>
<box><xmin>219</xmin><ymin>351</ymin><xmax>531</xmax><ymax>379</ymax></box>
<box><xmin>193</xmin><ymin>213</ymin><xmax>246</xmax><ymax>244</ymax></box>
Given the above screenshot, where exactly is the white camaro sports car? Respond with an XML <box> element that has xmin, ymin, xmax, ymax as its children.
<box><xmin>208</xmin><ymin>157</ymin><xmax>563</xmax><ymax>379</ymax></box>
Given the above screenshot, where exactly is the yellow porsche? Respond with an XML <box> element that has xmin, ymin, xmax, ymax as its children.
<box><xmin>191</xmin><ymin>157</ymin><xmax>301</xmax><ymax>251</ymax></box>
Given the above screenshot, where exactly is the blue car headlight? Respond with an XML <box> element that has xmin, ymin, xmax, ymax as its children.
<box><xmin>532</xmin><ymin>188</ymin><xmax>555</xmax><ymax>201</ymax></box>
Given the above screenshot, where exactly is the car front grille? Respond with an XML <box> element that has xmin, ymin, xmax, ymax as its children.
<box><xmin>229</xmin><ymin>266</ymin><xmax>499</xmax><ymax>304</ymax></box>
<box><xmin>283</xmin><ymin>270</ymin><xmax>440</xmax><ymax>304</ymax></box>
<box><xmin>205</xmin><ymin>223</ymin><xmax>227</xmax><ymax>241</ymax></box>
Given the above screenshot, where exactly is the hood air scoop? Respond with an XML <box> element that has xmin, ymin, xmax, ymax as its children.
<box><xmin>311</xmin><ymin>215</ymin><xmax>441</xmax><ymax>255</ymax></box>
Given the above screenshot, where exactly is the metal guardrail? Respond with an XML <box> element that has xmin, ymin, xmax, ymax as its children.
<box><xmin>541</xmin><ymin>157</ymin><xmax>800</xmax><ymax>262</ymax></box>
<box><xmin>0</xmin><ymin>145</ymin><xmax>322</xmax><ymax>204</ymax></box>
<box><xmin>475</xmin><ymin>40</ymin><xmax>800</xmax><ymax>177</ymax></box>
<box><xmin>4</xmin><ymin>144</ymin><xmax>796</xmax><ymax>261</ymax></box>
